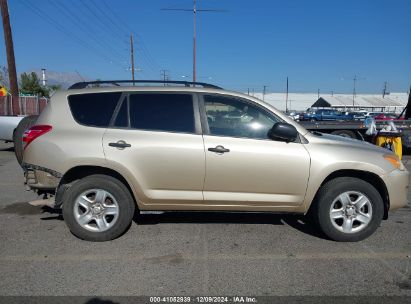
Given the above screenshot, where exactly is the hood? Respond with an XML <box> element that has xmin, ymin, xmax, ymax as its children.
<box><xmin>305</xmin><ymin>131</ymin><xmax>389</xmax><ymax>154</ymax></box>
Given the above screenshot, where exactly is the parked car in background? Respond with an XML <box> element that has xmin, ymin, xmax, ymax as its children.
<box><xmin>0</xmin><ymin>115</ymin><xmax>24</xmax><ymax>141</ymax></box>
<box><xmin>366</xmin><ymin>112</ymin><xmax>383</xmax><ymax>117</ymax></box>
<box><xmin>299</xmin><ymin>109</ymin><xmax>344</xmax><ymax>121</ymax></box>
<box><xmin>0</xmin><ymin>95</ymin><xmax>48</xmax><ymax>142</ymax></box>
<box><xmin>341</xmin><ymin>111</ymin><xmax>366</xmax><ymax>121</ymax></box>
<box><xmin>373</xmin><ymin>113</ymin><xmax>404</xmax><ymax>121</ymax></box>
<box><xmin>287</xmin><ymin>111</ymin><xmax>300</xmax><ymax>121</ymax></box>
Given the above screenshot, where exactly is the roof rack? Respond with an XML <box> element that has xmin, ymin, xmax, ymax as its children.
<box><xmin>68</xmin><ymin>80</ymin><xmax>223</xmax><ymax>90</ymax></box>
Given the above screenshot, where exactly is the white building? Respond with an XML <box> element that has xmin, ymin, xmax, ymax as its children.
<box><xmin>248</xmin><ymin>92</ymin><xmax>409</xmax><ymax>113</ymax></box>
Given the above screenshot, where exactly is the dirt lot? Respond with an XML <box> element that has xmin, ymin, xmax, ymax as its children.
<box><xmin>0</xmin><ymin>141</ymin><xmax>410</xmax><ymax>296</ymax></box>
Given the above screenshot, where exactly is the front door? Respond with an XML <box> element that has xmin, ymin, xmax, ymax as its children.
<box><xmin>201</xmin><ymin>94</ymin><xmax>311</xmax><ymax>207</ymax></box>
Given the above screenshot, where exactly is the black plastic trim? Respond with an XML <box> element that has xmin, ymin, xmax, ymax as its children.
<box><xmin>21</xmin><ymin>162</ymin><xmax>62</xmax><ymax>178</ymax></box>
<box><xmin>68</xmin><ymin>80</ymin><xmax>223</xmax><ymax>90</ymax></box>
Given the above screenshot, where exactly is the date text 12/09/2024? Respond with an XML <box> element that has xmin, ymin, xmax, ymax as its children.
<box><xmin>149</xmin><ymin>296</ymin><xmax>257</xmax><ymax>303</ymax></box>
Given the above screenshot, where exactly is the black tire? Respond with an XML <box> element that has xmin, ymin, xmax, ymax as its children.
<box><xmin>331</xmin><ymin>130</ymin><xmax>357</xmax><ymax>139</ymax></box>
<box><xmin>62</xmin><ymin>174</ymin><xmax>135</xmax><ymax>242</ymax></box>
<box><xmin>310</xmin><ymin>177</ymin><xmax>384</xmax><ymax>242</ymax></box>
<box><xmin>13</xmin><ymin>115</ymin><xmax>38</xmax><ymax>167</ymax></box>
<box><xmin>310</xmin><ymin>118</ymin><xmax>317</xmax><ymax>122</ymax></box>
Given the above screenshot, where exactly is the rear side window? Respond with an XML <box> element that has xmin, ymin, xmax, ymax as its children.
<box><xmin>129</xmin><ymin>93</ymin><xmax>195</xmax><ymax>133</ymax></box>
<box><xmin>68</xmin><ymin>92</ymin><xmax>121</xmax><ymax>127</ymax></box>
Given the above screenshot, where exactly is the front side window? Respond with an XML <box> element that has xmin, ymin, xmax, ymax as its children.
<box><xmin>204</xmin><ymin>95</ymin><xmax>280</xmax><ymax>139</ymax></box>
<box><xmin>129</xmin><ymin>93</ymin><xmax>195</xmax><ymax>133</ymax></box>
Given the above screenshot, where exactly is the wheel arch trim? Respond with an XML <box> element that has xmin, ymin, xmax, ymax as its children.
<box><xmin>304</xmin><ymin>169</ymin><xmax>389</xmax><ymax>220</ymax></box>
<box><xmin>55</xmin><ymin>164</ymin><xmax>142</xmax><ymax>209</ymax></box>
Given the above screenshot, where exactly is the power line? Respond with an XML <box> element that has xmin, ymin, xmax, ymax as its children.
<box><xmin>99</xmin><ymin>0</ymin><xmax>164</xmax><ymax>73</ymax></box>
<box><xmin>162</xmin><ymin>0</ymin><xmax>226</xmax><ymax>83</ymax></box>
<box><xmin>90</xmin><ymin>0</ymin><xmax>128</xmax><ymax>38</ymax></box>
<box><xmin>78</xmin><ymin>0</ymin><xmax>126</xmax><ymax>45</ymax></box>
<box><xmin>101</xmin><ymin>0</ymin><xmax>133</xmax><ymax>34</ymax></box>
<box><xmin>19</xmin><ymin>0</ymin><xmax>124</xmax><ymax>68</ymax></box>
<box><xmin>85</xmin><ymin>0</ymin><xmax>161</xmax><ymax>78</ymax></box>
<box><xmin>56</xmin><ymin>0</ymin><xmax>127</xmax><ymax>52</ymax></box>
<box><xmin>49</xmin><ymin>0</ymin><xmax>128</xmax><ymax>64</ymax></box>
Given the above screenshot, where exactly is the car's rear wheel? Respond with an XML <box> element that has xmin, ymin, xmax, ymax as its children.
<box><xmin>311</xmin><ymin>177</ymin><xmax>384</xmax><ymax>242</ymax></box>
<box><xmin>62</xmin><ymin>174</ymin><xmax>135</xmax><ymax>241</ymax></box>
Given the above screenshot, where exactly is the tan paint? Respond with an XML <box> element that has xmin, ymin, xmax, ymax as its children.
<box><xmin>23</xmin><ymin>86</ymin><xmax>409</xmax><ymax>214</ymax></box>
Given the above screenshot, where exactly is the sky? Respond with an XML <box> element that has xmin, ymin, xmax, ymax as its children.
<box><xmin>0</xmin><ymin>0</ymin><xmax>410</xmax><ymax>93</ymax></box>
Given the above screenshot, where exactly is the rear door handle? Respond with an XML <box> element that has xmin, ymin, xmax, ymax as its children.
<box><xmin>108</xmin><ymin>140</ymin><xmax>131</xmax><ymax>149</ymax></box>
<box><xmin>208</xmin><ymin>145</ymin><xmax>230</xmax><ymax>153</ymax></box>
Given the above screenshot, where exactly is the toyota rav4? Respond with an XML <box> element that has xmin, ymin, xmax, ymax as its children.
<box><xmin>21</xmin><ymin>80</ymin><xmax>409</xmax><ymax>242</ymax></box>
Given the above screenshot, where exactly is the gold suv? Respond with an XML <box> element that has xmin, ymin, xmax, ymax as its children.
<box><xmin>21</xmin><ymin>80</ymin><xmax>409</xmax><ymax>242</ymax></box>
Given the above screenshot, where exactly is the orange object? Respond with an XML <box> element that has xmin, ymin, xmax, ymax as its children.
<box><xmin>0</xmin><ymin>86</ymin><xmax>7</xmax><ymax>96</ymax></box>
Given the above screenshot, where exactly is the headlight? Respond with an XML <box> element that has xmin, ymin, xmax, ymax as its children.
<box><xmin>383</xmin><ymin>154</ymin><xmax>403</xmax><ymax>170</ymax></box>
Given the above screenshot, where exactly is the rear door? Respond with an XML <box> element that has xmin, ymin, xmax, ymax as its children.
<box><xmin>103</xmin><ymin>92</ymin><xmax>206</xmax><ymax>207</ymax></box>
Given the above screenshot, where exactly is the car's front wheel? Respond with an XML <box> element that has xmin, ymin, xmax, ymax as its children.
<box><xmin>62</xmin><ymin>174</ymin><xmax>135</xmax><ymax>241</ymax></box>
<box><xmin>311</xmin><ymin>177</ymin><xmax>384</xmax><ymax>242</ymax></box>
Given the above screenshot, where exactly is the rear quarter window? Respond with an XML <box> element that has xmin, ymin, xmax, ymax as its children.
<box><xmin>68</xmin><ymin>92</ymin><xmax>121</xmax><ymax>127</ymax></box>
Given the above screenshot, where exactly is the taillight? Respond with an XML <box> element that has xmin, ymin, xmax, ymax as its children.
<box><xmin>23</xmin><ymin>125</ymin><xmax>52</xmax><ymax>149</ymax></box>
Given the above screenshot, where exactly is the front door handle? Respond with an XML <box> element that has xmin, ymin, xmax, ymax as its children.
<box><xmin>208</xmin><ymin>145</ymin><xmax>230</xmax><ymax>153</ymax></box>
<box><xmin>108</xmin><ymin>140</ymin><xmax>131</xmax><ymax>149</ymax></box>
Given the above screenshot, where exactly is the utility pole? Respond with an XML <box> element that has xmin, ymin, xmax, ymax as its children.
<box><xmin>130</xmin><ymin>34</ymin><xmax>135</xmax><ymax>82</ymax></box>
<box><xmin>317</xmin><ymin>89</ymin><xmax>320</xmax><ymax>99</ymax></box>
<box><xmin>353</xmin><ymin>75</ymin><xmax>357</xmax><ymax>106</ymax></box>
<box><xmin>285</xmin><ymin>77</ymin><xmax>289</xmax><ymax>113</ymax></box>
<box><xmin>382</xmin><ymin>81</ymin><xmax>388</xmax><ymax>98</ymax></box>
<box><xmin>160</xmin><ymin>69</ymin><xmax>169</xmax><ymax>85</ymax></box>
<box><xmin>263</xmin><ymin>85</ymin><xmax>267</xmax><ymax>101</ymax></box>
<box><xmin>247</xmin><ymin>88</ymin><xmax>249</xmax><ymax>95</ymax></box>
<box><xmin>193</xmin><ymin>0</ymin><xmax>196</xmax><ymax>83</ymax></box>
<box><xmin>0</xmin><ymin>0</ymin><xmax>19</xmax><ymax>114</ymax></box>
<box><xmin>162</xmin><ymin>1</ymin><xmax>225</xmax><ymax>83</ymax></box>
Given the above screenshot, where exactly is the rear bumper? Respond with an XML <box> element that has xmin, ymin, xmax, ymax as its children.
<box><xmin>22</xmin><ymin>162</ymin><xmax>61</xmax><ymax>190</ymax></box>
<box><xmin>381</xmin><ymin>169</ymin><xmax>410</xmax><ymax>211</ymax></box>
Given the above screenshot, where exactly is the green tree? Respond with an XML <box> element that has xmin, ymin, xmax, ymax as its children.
<box><xmin>0</xmin><ymin>66</ymin><xmax>10</xmax><ymax>89</ymax></box>
<box><xmin>19</xmin><ymin>72</ymin><xmax>50</xmax><ymax>97</ymax></box>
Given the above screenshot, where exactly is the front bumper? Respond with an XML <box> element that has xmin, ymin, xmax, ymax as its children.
<box><xmin>381</xmin><ymin>169</ymin><xmax>410</xmax><ymax>211</ymax></box>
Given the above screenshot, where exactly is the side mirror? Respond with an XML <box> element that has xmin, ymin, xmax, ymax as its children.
<box><xmin>268</xmin><ymin>122</ymin><xmax>298</xmax><ymax>142</ymax></box>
